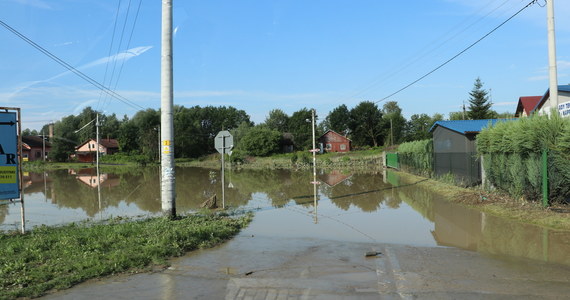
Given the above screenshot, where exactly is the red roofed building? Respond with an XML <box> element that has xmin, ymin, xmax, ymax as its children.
<box><xmin>318</xmin><ymin>130</ymin><xmax>351</xmax><ymax>153</ymax></box>
<box><xmin>74</xmin><ymin>138</ymin><xmax>119</xmax><ymax>162</ymax></box>
<box><xmin>514</xmin><ymin>96</ymin><xmax>541</xmax><ymax>117</ymax></box>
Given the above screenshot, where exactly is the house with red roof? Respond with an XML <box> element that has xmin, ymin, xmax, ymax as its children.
<box><xmin>74</xmin><ymin>138</ymin><xmax>119</xmax><ymax>162</ymax></box>
<box><xmin>318</xmin><ymin>130</ymin><xmax>351</xmax><ymax>153</ymax></box>
<box><xmin>514</xmin><ymin>96</ymin><xmax>541</xmax><ymax>117</ymax></box>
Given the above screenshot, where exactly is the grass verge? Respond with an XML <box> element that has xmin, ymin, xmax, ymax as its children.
<box><xmin>0</xmin><ymin>213</ymin><xmax>252</xmax><ymax>299</ymax></box>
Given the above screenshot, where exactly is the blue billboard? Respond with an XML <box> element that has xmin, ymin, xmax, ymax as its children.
<box><xmin>0</xmin><ymin>112</ymin><xmax>19</xmax><ymax>200</ymax></box>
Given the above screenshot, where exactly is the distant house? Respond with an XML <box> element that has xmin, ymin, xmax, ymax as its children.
<box><xmin>22</xmin><ymin>136</ymin><xmax>51</xmax><ymax>161</ymax></box>
<box><xmin>514</xmin><ymin>96</ymin><xmax>541</xmax><ymax>117</ymax></box>
<box><xmin>532</xmin><ymin>85</ymin><xmax>570</xmax><ymax>117</ymax></box>
<box><xmin>429</xmin><ymin>119</ymin><xmax>512</xmax><ymax>186</ymax></box>
<box><xmin>75</xmin><ymin>138</ymin><xmax>119</xmax><ymax>163</ymax></box>
<box><xmin>318</xmin><ymin>130</ymin><xmax>351</xmax><ymax>153</ymax></box>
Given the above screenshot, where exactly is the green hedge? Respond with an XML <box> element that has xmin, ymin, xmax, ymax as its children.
<box><xmin>477</xmin><ymin>114</ymin><xmax>570</xmax><ymax>203</ymax></box>
<box><xmin>397</xmin><ymin>139</ymin><xmax>433</xmax><ymax>177</ymax></box>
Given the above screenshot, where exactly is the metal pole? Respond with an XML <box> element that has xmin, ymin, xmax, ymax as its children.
<box><xmin>542</xmin><ymin>149</ymin><xmax>548</xmax><ymax>208</ymax></box>
<box><xmin>96</xmin><ymin>114</ymin><xmax>99</xmax><ymax>171</ymax></box>
<box><xmin>390</xmin><ymin>118</ymin><xmax>393</xmax><ymax>146</ymax></box>
<box><xmin>17</xmin><ymin>108</ymin><xmax>25</xmax><ymax>234</ymax></box>
<box><xmin>42</xmin><ymin>130</ymin><xmax>45</xmax><ymax>161</ymax></box>
<box><xmin>311</xmin><ymin>109</ymin><xmax>317</xmax><ymax>223</ymax></box>
<box><xmin>161</xmin><ymin>0</ymin><xmax>176</xmax><ymax>218</ymax></box>
<box><xmin>221</xmin><ymin>136</ymin><xmax>225</xmax><ymax>209</ymax></box>
<box><xmin>312</xmin><ymin>109</ymin><xmax>316</xmax><ymax>175</ymax></box>
<box><xmin>96</xmin><ymin>113</ymin><xmax>101</xmax><ymax>218</ymax></box>
<box><xmin>547</xmin><ymin>0</ymin><xmax>558</xmax><ymax>112</ymax></box>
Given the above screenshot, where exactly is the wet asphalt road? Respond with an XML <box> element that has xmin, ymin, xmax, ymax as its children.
<box><xmin>44</xmin><ymin>229</ymin><xmax>570</xmax><ymax>299</ymax></box>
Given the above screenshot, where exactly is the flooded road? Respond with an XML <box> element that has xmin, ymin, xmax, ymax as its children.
<box><xmin>4</xmin><ymin>166</ymin><xmax>570</xmax><ymax>269</ymax></box>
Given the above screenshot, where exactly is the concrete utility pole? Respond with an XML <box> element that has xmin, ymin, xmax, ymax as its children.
<box><xmin>161</xmin><ymin>0</ymin><xmax>176</xmax><ymax>217</ymax></box>
<box><xmin>547</xmin><ymin>0</ymin><xmax>558</xmax><ymax>112</ymax></box>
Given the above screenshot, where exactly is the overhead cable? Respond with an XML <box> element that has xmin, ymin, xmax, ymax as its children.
<box><xmin>375</xmin><ymin>0</ymin><xmax>538</xmax><ymax>104</ymax></box>
<box><xmin>0</xmin><ymin>19</ymin><xmax>145</xmax><ymax>111</ymax></box>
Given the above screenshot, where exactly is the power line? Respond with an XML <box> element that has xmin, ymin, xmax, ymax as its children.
<box><xmin>375</xmin><ymin>0</ymin><xmax>538</xmax><ymax>104</ymax></box>
<box><xmin>96</xmin><ymin>0</ymin><xmax>123</xmax><ymax>112</ymax></box>
<box><xmin>0</xmin><ymin>19</ymin><xmax>146</xmax><ymax>111</ymax></box>
<box><xmin>102</xmin><ymin>0</ymin><xmax>133</xmax><ymax>111</ymax></box>
<box><xmin>105</xmin><ymin>0</ymin><xmax>144</xmax><ymax>112</ymax></box>
<box><xmin>342</xmin><ymin>0</ymin><xmax>514</xmax><ymax>104</ymax></box>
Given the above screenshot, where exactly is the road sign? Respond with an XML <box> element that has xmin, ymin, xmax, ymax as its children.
<box><xmin>215</xmin><ymin>130</ymin><xmax>234</xmax><ymax>154</ymax></box>
<box><xmin>0</xmin><ymin>111</ymin><xmax>19</xmax><ymax>200</ymax></box>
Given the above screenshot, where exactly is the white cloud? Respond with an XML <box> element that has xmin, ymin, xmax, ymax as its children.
<box><xmin>80</xmin><ymin>46</ymin><xmax>153</xmax><ymax>70</ymax></box>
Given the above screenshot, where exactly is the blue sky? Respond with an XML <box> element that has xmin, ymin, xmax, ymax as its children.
<box><xmin>1</xmin><ymin>0</ymin><xmax>570</xmax><ymax>131</ymax></box>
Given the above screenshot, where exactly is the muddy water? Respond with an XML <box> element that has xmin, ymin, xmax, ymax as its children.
<box><xmin>2</xmin><ymin>167</ymin><xmax>570</xmax><ymax>267</ymax></box>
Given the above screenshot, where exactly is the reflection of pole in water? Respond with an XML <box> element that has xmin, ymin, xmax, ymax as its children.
<box><xmin>313</xmin><ymin>176</ymin><xmax>318</xmax><ymax>224</ymax></box>
<box><xmin>310</xmin><ymin>108</ymin><xmax>318</xmax><ymax>224</ymax></box>
<box><xmin>43</xmin><ymin>172</ymin><xmax>47</xmax><ymax>202</ymax></box>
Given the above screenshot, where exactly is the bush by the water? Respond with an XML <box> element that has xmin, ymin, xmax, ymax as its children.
<box><xmin>477</xmin><ymin>114</ymin><xmax>570</xmax><ymax>203</ymax></box>
<box><xmin>397</xmin><ymin>139</ymin><xmax>433</xmax><ymax>177</ymax></box>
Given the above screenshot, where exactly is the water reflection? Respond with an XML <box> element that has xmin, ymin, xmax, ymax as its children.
<box><xmin>1</xmin><ymin>167</ymin><xmax>569</xmax><ymax>267</ymax></box>
<box><xmin>388</xmin><ymin>170</ymin><xmax>570</xmax><ymax>266</ymax></box>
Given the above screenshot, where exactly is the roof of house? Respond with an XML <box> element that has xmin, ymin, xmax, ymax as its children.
<box><xmin>515</xmin><ymin>96</ymin><xmax>541</xmax><ymax>117</ymax></box>
<box><xmin>76</xmin><ymin>138</ymin><xmax>119</xmax><ymax>150</ymax></box>
<box><xmin>99</xmin><ymin>138</ymin><xmax>119</xmax><ymax>149</ymax></box>
<box><xmin>318</xmin><ymin>130</ymin><xmax>351</xmax><ymax>141</ymax></box>
<box><xmin>532</xmin><ymin>84</ymin><xmax>570</xmax><ymax>113</ymax></box>
<box><xmin>22</xmin><ymin>136</ymin><xmax>51</xmax><ymax>148</ymax></box>
<box><xmin>429</xmin><ymin>119</ymin><xmax>513</xmax><ymax>135</ymax></box>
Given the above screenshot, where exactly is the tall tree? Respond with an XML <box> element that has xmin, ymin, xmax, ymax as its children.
<box><xmin>448</xmin><ymin>111</ymin><xmax>465</xmax><ymax>120</ymax></box>
<box><xmin>382</xmin><ymin>101</ymin><xmax>406</xmax><ymax>145</ymax></box>
<box><xmin>349</xmin><ymin>101</ymin><xmax>385</xmax><ymax>147</ymax></box>
<box><xmin>49</xmin><ymin>115</ymin><xmax>80</xmax><ymax>161</ymax></box>
<box><xmin>404</xmin><ymin>113</ymin><xmax>443</xmax><ymax>141</ymax></box>
<box><xmin>289</xmin><ymin>108</ymin><xmax>315</xmax><ymax>150</ymax></box>
<box><xmin>240</xmin><ymin>126</ymin><xmax>281</xmax><ymax>156</ymax></box>
<box><xmin>323</xmin><ymin>104</ymin><xmax>350</xmax><ymax>135</ymax></box>
<box><xmin>264</xmin><ymin>109</ymin><xmax>289</xmax><ymax>132</ymax></box>
<box><xmin>467</xmin><ymin>77</ymin><xmax>492</xmax><ymax>120</ymax></box>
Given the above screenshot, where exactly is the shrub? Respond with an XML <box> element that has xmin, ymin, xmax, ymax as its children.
<box><xmin>477</xmin><ymin>114</ymin><xmax>570</xmax><ymax>203</ymax></box>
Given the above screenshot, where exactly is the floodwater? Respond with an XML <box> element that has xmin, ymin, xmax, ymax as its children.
<box><xmin>2</xmin><ymin>166</ymin><xmax>570</xmax><ymax>267</ymax></box>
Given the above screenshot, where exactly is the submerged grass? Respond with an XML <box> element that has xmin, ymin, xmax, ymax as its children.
<box><xmin>0</xmin><ymin>213</ymin><xmax>252</xmax><ymax>299</ymax></box>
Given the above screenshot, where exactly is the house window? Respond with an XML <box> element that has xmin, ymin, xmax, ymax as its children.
<box><xmin>326</xmin><ymin>144</ymin><xmax>332</xmax><ymax>150</ymax></box>
<box><xmin>35</xmin><ymin>151</ymin><xmax>41</xmax><ymax>158</ymax></box>
<box><xmin>340</xmin><ymin>144</ymin><xmax>346</xmax><ymax>151</ymax></box>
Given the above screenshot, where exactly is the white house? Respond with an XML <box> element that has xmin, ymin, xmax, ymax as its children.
<box><xmin>532</xmin><ymin>85</ymin><xmax>570</xmax><ymax>117</ymax></box>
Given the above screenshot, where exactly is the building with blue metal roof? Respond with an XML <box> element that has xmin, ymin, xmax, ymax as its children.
<box><xmin>429</xmin><ymin>119</ymin><xmax>514</xmax><ymax>186</ymax></box>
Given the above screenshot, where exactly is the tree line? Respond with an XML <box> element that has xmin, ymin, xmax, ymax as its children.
<box><xmin>23</xmin><ymin>78</ymin><xmax>511</xmax><ymax>161</ymax></box>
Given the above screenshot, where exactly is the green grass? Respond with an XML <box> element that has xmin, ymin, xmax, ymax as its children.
<box><xmin>0</xmin><ymin>213</ymin><xmax>252</xmax><ymax>299</ymax></box>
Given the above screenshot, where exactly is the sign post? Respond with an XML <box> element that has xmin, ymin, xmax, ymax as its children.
<box><xmin>0</xmin><ymin>107</ymin><xmax>24</xmax><ymax>233</ymax></box>
<box><xmin>215</xmin><ymin>131</ymin><xmax>233</xmax><ymax>209</ymax></box>
<box><xmin>0</xmin><ymin>111</ymin><xmax>19</xmax><ymax>200</ymax></box>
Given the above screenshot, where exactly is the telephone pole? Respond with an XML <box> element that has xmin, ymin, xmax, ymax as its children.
<box><xmin>161</xmin><ymin>0</ymin><xmax>176</xmax><ymax>218</ymax></box>
<box><xmin>547</xmin><ymin>0</ymin><xmax>558</xmax><ymax>112</ymax></box>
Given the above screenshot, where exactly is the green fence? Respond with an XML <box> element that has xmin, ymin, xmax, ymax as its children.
<box><xmin>386</xmin><ymin>152</ymin><xmax>399</xmax><ymax>169</ymax></box>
